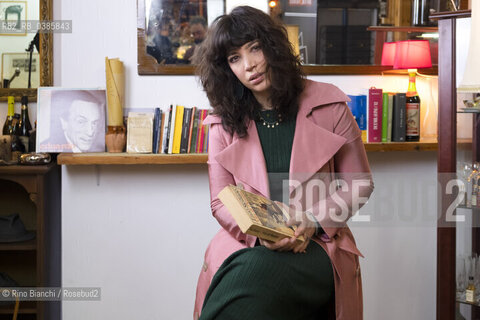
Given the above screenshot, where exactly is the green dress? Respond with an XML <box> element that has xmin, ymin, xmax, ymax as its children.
<box><xmin>199</xmin><ymin>110</ymin><xmax>335</xmax><ymax>320</ymax></box>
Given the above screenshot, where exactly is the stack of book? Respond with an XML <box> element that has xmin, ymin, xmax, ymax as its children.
<box><xmin>126</xmin><ymin>106</ymin><xmax>210</xmax><ymax>154</ymax></box>
<box><xmin>347</xmin><ymin>87</ymin><xmax>409</xmax><ymax>143</ymax></box>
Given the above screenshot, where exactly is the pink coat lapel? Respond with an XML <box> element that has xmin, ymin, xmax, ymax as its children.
<box><xmin>203</xmin><ymin>116</ymin><xmax>270</xmax><ymax>198</ymax></box>
<box><xmin>290</xmin><ymin>79</ymin><xmax>351</xmax><ymax>191</ymax></box>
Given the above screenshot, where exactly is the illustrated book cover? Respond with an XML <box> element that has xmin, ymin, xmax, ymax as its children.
<box><xmin>218</xmin><ymin>185</ymin><xmax>305</xmax><ymax>243</ymax></box>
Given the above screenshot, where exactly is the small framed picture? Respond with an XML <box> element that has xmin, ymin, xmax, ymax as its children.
<box><xmin>0</xmin><ymin>1</ymin><xmax>27</xmax><ymax>36</ymax></box>
<box><xmin>1</xmin><ymin>52</ymin><xmax>39</xmax><ymax>88</ymax></box>
<box><xmin>37</xmin><ymin>88</ymin><xmax>107</xmax><ymax>153</ymax></box>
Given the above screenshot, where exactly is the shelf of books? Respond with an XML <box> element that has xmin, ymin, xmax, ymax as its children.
<box><xmin>57</xmin><ymin>153</ymin><xmax>208</xmax><ymax>165</ymax></box>
<box><xmin>57</xmin><ymin>140</ymin><xmax>443</xmax><ymax>165</ymax></box>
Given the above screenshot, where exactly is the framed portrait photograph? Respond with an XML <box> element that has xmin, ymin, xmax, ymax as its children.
<box><xmin>37</xmin><ymin>88</ymin><xmax>107</xmax><ymax>153</ymax></box>
<box><xmin>0</xmin><ymin>1</ymin><xmax>27</xmax><ymax>36</ymax></box>
<box><xmin>1</xmin><ymin>52</ymin><xmax>39</xmax><ymax>88</ymax></box>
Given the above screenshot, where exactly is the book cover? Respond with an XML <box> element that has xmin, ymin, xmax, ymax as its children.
<box><xmin>218</xmin><ymin>185</ymin><xmax>304</xmax><ymax>243</ymax></box>
<box><xmin>126</xmin><ymin>112</ymin><xmax>154</xmax><ymax>153</ymax></box>
<box><xmin>381</xmin><ymin>93</ymin><xmax>389</xmax><ymax>142</ymax></box>
<box><xmin>368</xmin><ymin>87</ymin><xmax>383</xmax><ymax>142</ymax></box>
<box><xmin>159</xmin><ymin>111</ymin><xmax>166</xmax><ymax>152</ymax></box>
<box><xmin>172</xmin><ymin>106</ymin><xmax>184</xmax><ymax>154</ymax></box>
<box><xmin>197</xmin><ymin>109</ymin><xmax>208</xmax><ymax>153</ymax></box>
<box><xmin>392</xmin><ymin>93</ymin><xmax>407</xmax><ymax>142</ymax></box>
<box><xmin>189</xmin><ymin>109</ymin><xmax>200</xmax><ymax>153</ymax></box>
<box><xmin>387</xmin><ymin>93</ymin><xmax>394</xmax><ymax>142</ymax></box>
<box><xmin>161</xmin><ymin>105</ymin><xmax>172</xmax><ymax>154</ymax></box>
<box><xmin>347</xmin><ymin>95</ymin><xmax>367</xmax><ymax>142</ymax></box>
<box><xmin>168</xmin><ymin>105</ymin><xmax>177</xmax><ymax>154</ymax></box>
<box><xmin>152</xmin><ymin>107</ymin><xmax>161</xmax><ymax>153</ymax></box>
<box><xmin>180</xmin><ymin>107</ymin><xmax>192</xmax><ymax>153</ymax></box>
<box><xmin>187</xmin><ymin>106</ymin><xmax>197</xmax><ymax>153</ymax></box>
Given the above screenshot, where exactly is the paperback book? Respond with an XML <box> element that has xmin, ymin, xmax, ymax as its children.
<box><xmin>218</xmin><ymin>185</ymin><xmax>305</xmax><ymax>243</ymax></box>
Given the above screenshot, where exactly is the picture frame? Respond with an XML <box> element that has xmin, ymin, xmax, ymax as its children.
<box><xmin>1</xmin><ymin>52</ymin><xmax>39</xmax><ymax>88</ymax></box>
<box><xmin>37</xmin><ymin>87</ymin><xmax>107</xmax><ymax>153</ymax></box>
<box><xmin>0</xmin><ymin>1</ymin><xmax>27</xmax><ymax>36</ymax></box>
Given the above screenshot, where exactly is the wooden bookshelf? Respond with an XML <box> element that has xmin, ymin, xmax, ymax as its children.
<box><xmin>56</xmin><ymin>140</ymin><xmax>453</xmax><ymax>165</ymax></box>
<box><xmin>57</xmin><ymin>153</ymin><xmax>209</xmax><ymax>165</ymax></box>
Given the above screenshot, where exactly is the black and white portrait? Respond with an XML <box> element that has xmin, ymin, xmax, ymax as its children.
<box><xmin>37</xmin><ymin>88</ymin><xmax>106</xmax><ymax>153</ymax></box>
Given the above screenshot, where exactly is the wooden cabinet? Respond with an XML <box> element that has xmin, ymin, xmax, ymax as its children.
<box><xmin>0</xmin><ymin>164</ymin><xmax>61</xmax><ymax>320</ymax></box>
<box><xmin>431</xmin><ymin>9</ymin><xmax>477</xmax><ymax>320</ymax></box>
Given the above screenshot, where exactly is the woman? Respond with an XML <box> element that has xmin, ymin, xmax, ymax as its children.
<box><xmin>193</xmin><ymin>6</ymin><xmax>374</xmax><ymax>320</ymax></box>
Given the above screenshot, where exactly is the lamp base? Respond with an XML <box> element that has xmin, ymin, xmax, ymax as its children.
<box><xmin>105</xmin><ymin>126</ymin><xmax>126</xmax><ymax>153</ymax></box>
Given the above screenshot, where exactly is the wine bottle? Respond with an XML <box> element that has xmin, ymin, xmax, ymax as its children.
<box><xmin>11</xmin><ymin>114</ymin><xmax>25</xmax><ymax>162</ymax></box>
<box><xmin>406</xmin><ymin>71</ymin><xmax>420</xmax><ymax>142</ymax></box>
<box><xmin>2</xmin><ymin>96</ymin><xmax>15</xmax><ymax>135</ymax></box>
<box><xmin>18</xmin><ymin>96</ymin><xmax>32</xmax><ymax>152</ymax></box>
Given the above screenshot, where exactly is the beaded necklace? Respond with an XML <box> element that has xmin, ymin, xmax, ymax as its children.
<box><xmin>258</xmin><ymin>110</ymin><xmax>282</xmax><ymax>129</ymax></box>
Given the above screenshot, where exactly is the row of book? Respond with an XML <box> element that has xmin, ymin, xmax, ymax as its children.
<box><xmin>347</xmin><ymin>88</ymin><xmax>411</xmax><ymax>143</ymax></box>
<box><xmin>126</xmin><ymin>106</ymin><xmax>210</xmax><ymax>154</ymax></box>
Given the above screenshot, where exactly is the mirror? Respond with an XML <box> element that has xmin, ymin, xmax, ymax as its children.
<box><xmin>138</xmin><ymin>0</ymin><xmax>438</xmax><ymax>75</ymax></box>
<box><xmin>0</xmin><ymin>0</ymin><xmax>53</xmax><ymax>101</ymax></box>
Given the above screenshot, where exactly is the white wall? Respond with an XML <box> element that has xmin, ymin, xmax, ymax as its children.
<box><xmin>49</xmin><ymin>0</ymin><xmax>441</xmax><ymax>319</ymax></box>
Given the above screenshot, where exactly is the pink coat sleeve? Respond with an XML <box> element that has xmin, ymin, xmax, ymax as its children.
<box><xmin>311</xmin><ymin>103</ymin><xmax>374</xmax><ymax>239</ymax></box>
<box><xmin>207</xmin><ymin>123</ymin><xmax>257</xmax><ymax>246</ymax></box>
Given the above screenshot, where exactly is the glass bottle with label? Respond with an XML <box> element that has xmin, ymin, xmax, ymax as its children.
<box><xmin>406</xmin><ymin>71</ymin><xmax>421</xmax><ymax>141</ymax></box>
<box><xmin>18</xmin><ymin>96</ymin><xmax>32</xmax><ymax>152</ymax></box>
<box><xmin>466</xmin><ymin>275</ymin><xmax>476</xmax><ymax>303</ymax></box>
<box><xmin>2</xmin><ymin>96</ymin><xmax>15</xmax><ymax>135</ymax></box>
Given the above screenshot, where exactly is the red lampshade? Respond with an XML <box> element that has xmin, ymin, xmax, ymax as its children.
<box><xmin>381</xmin><ymin>42</ymin><xmax>396</xmax><ymax>66</ymax></box>
<box><xmin>393</xmin><ymin>40</ymin><xmax>432</xmax><ymax>69</ymax></box>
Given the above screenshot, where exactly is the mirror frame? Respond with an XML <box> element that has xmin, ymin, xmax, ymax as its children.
<box><xmin>0</xmin><ymin>0</ymin><xmax>53</xmax><ymax>102</ymax></box>
<box><xmin>137</xmin><ymin>0</ymin><xmax>438</xmax><ymax>76</ymax></box>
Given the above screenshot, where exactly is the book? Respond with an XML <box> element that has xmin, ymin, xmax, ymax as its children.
<box><xmin>387</xmin><ymin>93</ymin><xmax>394</xmax><ymax>142</ymax></box>
<box><xmin>368</xmin><ymin>87</ymin><xmax>383</xmax><ymax>142</ymax></box>
<box><xmin>187</xmin><ymin>106</ymin><xmax>197</xmax><ymax>153</ymax></box>
<box><xmin>126</xmin><ymin>112</ymin><xmax>154</xmax><ymax>153</ymax></box>
<box><xmin>347</xmin><ymin>95</ymin><xmax>367</xmax><ymax>142</ymax></box>
<box><xmin>159</xmin><ymin>111</ymin><xmax>165</xmax><ymax>153</ymax></box>
<box><xmin>180</xmin><ymin>107</ymin><xmax>192</xmax><ymax>153</ymax></box>
<box><xmin>152</xmin><ymin>107</ymin><xmax>161</xmax><ymax>153</ymax></box>
<box><xmin>168</xmin><ymin>105</ymin><xmax>177</xmax><ymax>154</ymax></box>
<box><xmin>172</xmin><ymin>105</ymin><xmax>184</xmax><ymax>154</ymax></box>
<box><xmin>190</xmin><ymin>109</ymin><xmax>202</xmax><ymax>153</ymax></box>
<box><xmin>392</xmin><ymin>93</ymin><xmax>407</xmax><ymax>142</ymax></box>
<box><xmin>218</xmin><ymin>185</ymin><xmax>305</xmax><ymax>243</ymax></box>
<box><xmin>196</xmin><ymin>109</ymin><xmax>207</xmax><ymax>153</ymax></box>
<box><xmin>381</xmin><ymin>93</ymin><xmax>389</xmax><ymax>142</ymax></box>
<box><xmin>162</xmin><ymin>105</ymin><xmax>172</xmax><ymax>154</ymax></box>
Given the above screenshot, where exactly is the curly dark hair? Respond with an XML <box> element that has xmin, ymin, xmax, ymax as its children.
<box><xmin>194</xmin><ymin>6</ymin><xmax>305</xmax><ymax>137</ymax></box>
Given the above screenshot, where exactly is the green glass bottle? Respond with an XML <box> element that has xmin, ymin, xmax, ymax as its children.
<box><xmin>2</xmin><ymin>96</ymin><xmax>15</xmax><ymax>135</ymax></box>
<box><xmin>18</xmin><ymin>96</ymin><xmax>32</xmax><ymax>152</ymax></box>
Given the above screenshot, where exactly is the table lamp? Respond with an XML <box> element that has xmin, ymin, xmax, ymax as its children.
<box><xmin>458</xmin><ymin>0</ymin><xmax>480</xmax><ymax>107</ymax></box>
<box><xmin>381</xmin><ymin>41</ymin><xmax>396</xmax><ymax>66</ymax></box>
<box><xmin>382</xmin><ymin>40</ymin><xmax>432</xmax><ymax>141</ymax></box>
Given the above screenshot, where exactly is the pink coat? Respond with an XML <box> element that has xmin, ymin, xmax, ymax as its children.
<box><xmin>194</xmin><ymin>80</ymin><xmax>374</xmax><ymax>320</ymax></box>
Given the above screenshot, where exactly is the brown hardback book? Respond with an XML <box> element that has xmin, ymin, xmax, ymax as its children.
<box><xmin>218</xmin><ymin>185</ymin><xmax>304</xmax><ymax>243</ymax></box>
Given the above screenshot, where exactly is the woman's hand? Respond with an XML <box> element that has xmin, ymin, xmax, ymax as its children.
<box><xmin>286</xmin><ymin>210</ymin><xmax>317</xmax><ymax>253</ymax></box>
<box><xmin>259</xmin><ymin>204</ymin><xmax>317</xmax><ymax>253</ymax></box>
